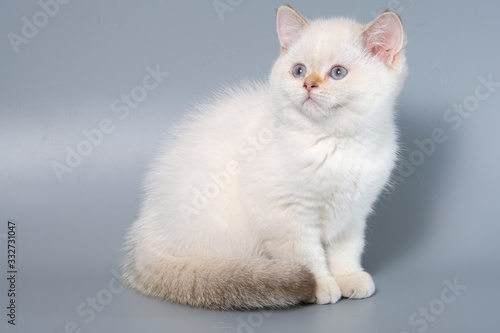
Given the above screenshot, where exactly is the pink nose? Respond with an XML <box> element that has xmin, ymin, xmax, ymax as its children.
<box><xmin>304</xmin><ymin>81</ymin><xmax>318</xmax><ymax>92</ymax></box>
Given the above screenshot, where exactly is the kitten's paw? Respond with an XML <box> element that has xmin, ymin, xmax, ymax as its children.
<box><xmin>314</xmin><ymin>276</ymin><xmax>341</xmax><ymax>304</ymax></box>
<box><xmin>336</xmin><ymin>271</ymin><xmax>375</xmax><ymax>299</ymax></box>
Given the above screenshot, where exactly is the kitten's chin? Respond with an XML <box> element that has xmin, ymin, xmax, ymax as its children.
<box><xmin>299</xmin><ymin>103</ymin><xmax>328</xmax><ymax>121</ymax></box>
<box><xmin>300</xmin><ymin>94</ymin><xmax>325</xmax><ymax>110</ymax></box>
<box><xmin>299</xmin><ymin>99</ymin><xmax>344</xmax><ymax>121</ymax></box>
<box><xmin>302</xmin><ymin>98</ymin><xmax>320</xmax><ymax>109</ymax></box>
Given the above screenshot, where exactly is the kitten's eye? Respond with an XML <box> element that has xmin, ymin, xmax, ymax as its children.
<box><xmin>330</xmin><ymin>66</ymin><xmax>348</xmax><ymax>80</ymax></box>
<box><xmin>292</xmin><ymin>64</ymin><xmax>306</xmax><ymax>78</ymax></box>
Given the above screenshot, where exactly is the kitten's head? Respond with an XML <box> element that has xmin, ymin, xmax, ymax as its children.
<box><xmin>270</xmin><ymin>5</ymin><xmax>407</xmax><ymax>128</ymax></box>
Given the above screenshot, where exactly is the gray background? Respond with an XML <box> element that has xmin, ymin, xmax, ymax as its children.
<box><xmin>1</xmin><ymin>0</ymin><xmax>499</xmax><ymax>332</ymax></box>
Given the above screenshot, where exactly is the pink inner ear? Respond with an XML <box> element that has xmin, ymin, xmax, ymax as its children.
<box><xmin>277</xmin><ymin>6</ymin><xmax>308</xmax><ymax>50</ymax></box>
<box><xmin>365</xmin><ymin>12</ymin><xmax>404</xmax><ymax>64</ymax></box>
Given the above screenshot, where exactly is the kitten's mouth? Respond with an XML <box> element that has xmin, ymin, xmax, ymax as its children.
<box><xmin>302</xmin><ymin>98</ymin><xmax>344</xmax><ymax>113</ymax></box>
<box><xmin>303</xmin><ymin>96</ymin><xmax>318</xmax><ymax>106</ymax></box>
<box><xmin>301</xmin><ymin>94</ymin><xmax>344</xmax><ymax>111</ymax></box>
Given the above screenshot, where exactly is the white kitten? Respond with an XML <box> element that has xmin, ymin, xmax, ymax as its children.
<box><xmin>122</xmin><ymin>5</ymin><xmax>407</xmax><ymax>310</ymax></box>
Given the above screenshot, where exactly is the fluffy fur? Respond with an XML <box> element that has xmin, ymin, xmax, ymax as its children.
<box><xmin>122</xmin><ymin>6</ymin><xmax>407</xmax><ymax>310</ymax></box>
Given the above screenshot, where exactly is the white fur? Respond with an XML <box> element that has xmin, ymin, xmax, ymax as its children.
<box><xmin>123</xmin><ymin>9</ymin><xmax>407</xmax><ymax>307</ymax></box>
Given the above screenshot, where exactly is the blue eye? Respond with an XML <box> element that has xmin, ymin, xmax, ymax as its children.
<box><xmin>330</xmin><ymin>66</ymin><xmax>348</xmax><ymax>80</ymax></box>
<box><xmin>292</xmin><ymin>64</ymin><xmax>306</xmax><ymax>78</ymax></box>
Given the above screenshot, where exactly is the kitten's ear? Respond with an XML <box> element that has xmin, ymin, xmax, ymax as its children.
<box><xmin>276</xmin><ymin>5</ymin><xmax>309</xmax><ymax>52</ymax></box>
<box><xmin>363</xmin><ymin>11</ymin><xmax>405</xmax><ymax>66</ymax></box>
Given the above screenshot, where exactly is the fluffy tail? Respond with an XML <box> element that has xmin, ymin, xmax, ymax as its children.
<box><xmin>122</xmin><ymin>253</ymin><xmax>316</xmax><ymax>310</ymax></box>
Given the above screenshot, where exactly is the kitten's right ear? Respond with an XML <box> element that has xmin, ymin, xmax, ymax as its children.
<box><xmin>276</xmin><ymin>5</ymin><xmax>309</xmax><ymax>53</ymax></box>
<box><xmin>363</xmin><ymin>11</ymin><xmax>405</xmax><ymax>66</ymax></box>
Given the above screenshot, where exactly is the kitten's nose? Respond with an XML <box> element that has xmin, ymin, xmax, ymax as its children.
<box><xmin>304</xmin><ymin>81</ymin><xmax>318</xmax><ymax>92</ymax></box>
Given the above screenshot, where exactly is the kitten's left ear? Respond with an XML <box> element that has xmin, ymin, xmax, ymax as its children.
<box><xmin>363</xmin><ymin>11</ymin><xmax>406</xmax><ymax>66</ymax></box>
<box><xmin>276</xmin><ymin>5</ymin><xmax>309</xmax><ymax>53</ymax></box>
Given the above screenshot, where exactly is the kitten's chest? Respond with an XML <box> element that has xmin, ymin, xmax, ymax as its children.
<box><xmin>289</xmin><ymin>135</ymin><xmax>394</xmax><ymax>212</ymax></box>
<box><xmin>301</xmin><ymin>139</ymin><xmax>370</xmax><ymax>193</ymax></box>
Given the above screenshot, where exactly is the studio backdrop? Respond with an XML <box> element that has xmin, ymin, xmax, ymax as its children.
<box><xmin>1</xmin><ymin>1</ymin><xmax>499</xmax><ymax>333</ymax></box>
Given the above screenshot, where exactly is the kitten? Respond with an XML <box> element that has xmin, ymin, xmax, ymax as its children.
<box><xmin>122</xmin><ymin>5</ymin><xmax>407</xmax><ymax>310</ymax></box>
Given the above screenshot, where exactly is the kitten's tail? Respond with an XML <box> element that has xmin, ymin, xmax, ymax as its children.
<box><xmin>122</xmin><ymin>252</ymin><xmax>316</xmax><ymax>310</ymax></box>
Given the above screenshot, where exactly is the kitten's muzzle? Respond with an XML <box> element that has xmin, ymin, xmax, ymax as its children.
<box><xmin>304</xmin><ymin>80</ymin><xmax>319</xmax><ymax>92</ymax></box>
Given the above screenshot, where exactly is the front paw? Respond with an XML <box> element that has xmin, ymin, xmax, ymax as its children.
<box><xmin>314</xmin><ymin>276</ymin><xmax>341</xmax><ymax>304</ymax></box>
<box><xmin>336</xmin><ymin>271</ymin><xmax>375</xmax><ymax>299</ymax></box>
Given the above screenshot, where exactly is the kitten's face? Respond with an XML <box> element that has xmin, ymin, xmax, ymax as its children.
<box><xmin>270</xmin><ymin>7</ymin><xmax>406</xmax><ymax>124</ymax></box>
<box><xmin>271</xmin><ymin>20</ymin><xmax>371</xmax><ymax>120</ymax></box>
